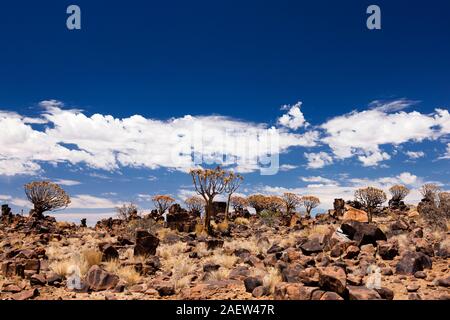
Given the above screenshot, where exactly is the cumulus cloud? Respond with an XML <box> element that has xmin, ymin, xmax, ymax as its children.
<box><xmin>368</xmin><ymin>98</ymin><xmax>419</xmax><ymax>112</ymax></box>
<box><xmin>278</xmin><ymin>102</ymin><xmax>307</xmax><ymax>130</ymax></box>
<box><xmin>69</xmin><ymin>195</ymin><xmax>120</xmax><ymax>209</ymax></box>
<box><xmin>301</xmin><ymin>176</ymin><xmax>337</xmax><ymax>186</ymax></box>
<box><xmin>0</xmin><ymin>195</ymin><xmax>30</xmax><ymax>208</ymax></box>
<box><xmin>279</xmin><ymin>164</ymin><xmax>298</xmax><ymax>171</ymax></box>
<box><xmin>321</xmin><ymin>108</ymin><xmax>450</xmax><ymax>166</ymax></box>
<box><xmin>53</xmin><ymin>179</ymin><xmax>82</xmax><ymax>186</ymax></box>
<box><xmin>405</xmin><ymin>151</ymin><xmax>425</xmax><ymax>159</ymax></box>
<box><xmin>0</xmin><ymin>100</ymin><xmax>318</xmax><ymax>176</ymax></box>
<box><xmin>304</xmin><ymin>152</ymin><xmax>333</xmax><ymax>169</ymax></box>
<box><xmin>439</xmin><ymin>143</ymin><xmax>450</xmax><ymax>159</ymax></box>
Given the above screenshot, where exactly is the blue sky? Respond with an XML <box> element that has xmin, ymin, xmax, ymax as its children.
<box><xmin>0</xmin><ymin>1</ymin><xmax>449</xmax><ymax>224</ymax></box>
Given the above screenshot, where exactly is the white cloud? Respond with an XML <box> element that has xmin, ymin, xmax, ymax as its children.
<box><xmin>0</xmin><ymin>100</ymin><xmax>318</xmax><ymax>176</ymax></box>
<box><xmin>369</xmin><ymin>98</ymin><xmax>419</xmax><ymax>112</ymax></box>
<box><xmin>358</xmin><ymin>151</ymin><xmax>391</xmax><ymax>167</ymax></box>
<box><xmin>279</xmin><ymin>164</ymin><xmax>298</xmax><ymax>171</ymax></box>
<box><xmin>53</xmin><ymin>179</ymin><xmax>81</xmax><ymax>186</ymax></box>
<box><xmin>278</xmin><ymin>102</ymin><xmax>307</xmax><ymax>130</ymax></box>
<box><xmin>405</xmin><ymin>151</ymin><xmax>425</xmax><ymax>159</ymax></box>
<box><xmin>301</xmin><ymin>176</ymin><xmax>337</xmax><ymax>186</ymax></box>
<box><xmin>69</xmin><ymin>195</ymin><xmax>120</xmax><ymax>209</ymax></box>
<box><xmin>0</xmin><ymin>195</ymin><xmax>31</xmax><ymax>208</ymax></box>
<box><xmin>439</xmin><ymin>143</ymin><xmax>450</xmax><ymax>159</ymax></box>
<box><xmin>321</xmin><ymin>108</ymin><xmax>450</xmax><ymax>166</ymax></box>
<box><xmin>304</xmin><ymin>152</ymin><xmax>333</xmax><ymax>169</ymax></box>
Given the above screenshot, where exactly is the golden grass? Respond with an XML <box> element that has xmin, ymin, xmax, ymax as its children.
<box><xmin>49</xmin><ymin>248</ymin><xmax>102</xmax><ymax>277</ymax></box>
<box><xmin>298</xmin><ymin>224</ymin><xmax>333</xmax><ymax>238</ymax></box>
<box><xmin>103</xmin><ymin>259</ymin><xmax>142</xmax><ymax>285</ymax></box>
<box><xmin>204</xmin><ymin>252</ymin><xmax>238</xmax><ymax>269</ymax></box>
<box><xmin>116</xmin><ymin>266</ymin><xmax>142</xmax><ymax>285</ymax></box>
<box><xmin>195</xmin><ymin>242</ymin><xmax>211</xmax><ymax>258</ymax></box>
<box><xmin>234</xmin><ymin>217</ymin><xmax>250</xmax><ymax>225</ymax></box>
<box><xmin>216</xmin><ymin>220</ymin><xmax>229</xmax><ymax>233</ymax></box>
<box><xmin>174</xmin><ymin>275</ymin><xmax>192</xmax><ymax>292</ymax></box>
<box><xmin>157</xmin><ymin>227</ymin><xmax>176</xmax><ymax>240</ymax></box>
<box><xmin>205</xmin><ymin>268</ymin><xmax>230</xmax><ymax>281</ymax></box>
<box><xmin>262</xmin><ymin>267</ymin><xmax>282</xmax><ymax>294</ymax></box>
<box><xmin>157</xmin><ymin>242</ymin><xmax>188</xmax><ymax>261</ymax></box>
<box><xmin>223</xmin><ymin>237</ymin><xmax>270</xmax><ymax>256</ymax></box>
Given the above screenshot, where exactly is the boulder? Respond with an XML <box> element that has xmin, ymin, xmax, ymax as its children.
<box><xmin>340</xmin><ymin>221</ymin><xmax>387</xmax><ymax>247</ymax></box>
<box><xmin>206</xmin><ymin>238</ymin><xmax>224</xmax><ymax>250</ymax></box>
<box><xmin>390</xmin><ymin>219</ymin><xmax>410</xmax><ymax>232</ymax></box>
<box><xmin>347</xmin><ymin>285</ymin><xmax>382</xmax><ymax>300</ymax></box>
<box><xmin>377</xmin><ymin>241</ymin><xmax>399</xmax><ymax>260</ymax></box>
<box><xmin>342</xmin><ymin>206</ymin><xmax>368</xmax><ymax>223</ymax></box>
<box><xmin>101</xmin><ymin>244</ymin><xmax>119</xmax><ymax>261</ymax></box>
<box><xmin>343</xmin><ymin>245</ymin><xmax>360</xmax><ymax>259</ymax></box>
<box><xmin>298</xmin><ymin>267</ymin><xmax>320</xmax><ymax>286</ymax></box>
<box><xmin>375</xmin><ymin>287</ymin><xmax>394</xmax><ymax>300</ymax></box>
<box><xmin>12</xmin><ymin>288</ymin><xmax>39</xmax><ymax>300</ymax></box>
<box><xmin>244</xmin><ymin>277</ymin><xmax>263</xmax><ymax>293</ymax></box>
<box><xmin>318</xmin><ymin>266</ymin><xmax>347</xmax><ymax>295</ymax></box>
<box><xmin>437</xmin><ymin>276</ymin><xmax>450</xmax><ymax>288</ymax></box>
<box><xmin>134</xmin><ymin>230</ymin><xmax>159</xmax><ymax>256</ymax></box>
<box><xmin>273</xmin><ymin>282</ymin><xmax>317</xmax><ymax>300</ymax></box>
<box><xmin>85</xmin><ymin>265</ymin><xmax>119</xmax><ymax>291</ymax></box>
<box><xmin>252</xmin><ymin>285</ymin><xmax>268</xmax><ymax>298</ymax></box>
<box><xmin>151</xmin><ymin>280</ymin><xmax>175</xmax><ymax>296</ymax></box>
<box><xmin>281</xmin><ymin>263</ymin><xmax>304</xmax><ymax>283</ymax></box>
<box><xmin>395</xmin><ymin>251</ymin><xmax>432</xmax><ymax>275</ymax></box>
<box><xmin>320</xmin><ymin>291</ymin><xmax>344</xmax><ymax>300</ymax></box>
<box><xmin>299</xmin><ymin>238</ymin><xmax>324</xmax><ymax>255</ymax></box>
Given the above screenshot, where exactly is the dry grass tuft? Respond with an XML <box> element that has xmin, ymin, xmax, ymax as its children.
<box><xmin>234</xmin><ymin>217</ymin><xmax>249</xmax><ymax>225</ymax></box>
<box><xmin>205</xmin><ymin>267</ymin><xmax>230</xmax><ymax>281</ymax></box>
<box><xmin>205</xmin><ymin>252</ymin><xmax>238</xmax><ymax>269</ymax></box>
<box><xmin>262</xmin><ymin>267</ymin><xmax>282</xmax><ymax>294</ymax></box>
<box><xmin>216</xmin><ymin>220</ymin><xmax>229</xmax><ymax>233</ymax></box>
<box><xmin>116</xmin><ymin>266</ymin><xmax>142</xmax><ymax>285</ymax></box>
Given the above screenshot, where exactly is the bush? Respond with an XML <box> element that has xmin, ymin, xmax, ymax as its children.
<box><xmin>259</xmin><ymin>209</ymin><xmax>279</xmax><ymax>226</ymax></box>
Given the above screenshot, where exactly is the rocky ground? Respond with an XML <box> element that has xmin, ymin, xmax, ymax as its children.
<box><xmin>0</xmin><ymin>203</ymin><xmax>449</xmax><ymax>300</ymax></box>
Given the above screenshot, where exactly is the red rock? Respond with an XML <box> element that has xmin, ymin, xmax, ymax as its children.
<box><xmin>85</xmin><ymin>265</ymin><xmax>119</xmax><ymax>291</ymax></box>
<box><xmin>12</xmin><ymin>288</ymin><xmax>39</xmax><ymax>300</ymax></box>
<box><xmin>318</xmin><ymin>266</ymin><xmax>347</xmax><ymax>295</ymax></box>
<box><xmin>320</xmin><ymin>291</ymin><xmax>344</xmax><ymax>300</ymax></box>
<box><xmin>347</xmin><ymin>285</ymin><xmax>382</xmax><ymax>300</ymax></box>
<box><xmin>134</xmin><ymin>230</ymin><xmax>160</xmax><ymax>256</ymax></box>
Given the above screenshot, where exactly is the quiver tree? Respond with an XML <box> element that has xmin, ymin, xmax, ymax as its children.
<box><xmin>24</xmin><ymin>181</ymin><xmax>71</xmax><ymax>219</ymax></box>
<box><xmin>300</xmin><ymin>196</ymin><xmax>320</xmax><ymax>218</ymax></box>
<box><xmin>185</xmin><ymin>196</ymin><xmax>205</xmax><ymax>215</ymax></box>
<box><xmin>419</xmin><ymin>184</ymin><xmax>441</xmax><ymax>203</ymax></box>
<box><xmin>152</xmin><ymin>195</ymin><xmax>175</xmax><ymax>217</ymax></box>
<box><xmin>116</xmin><ymin>203</ymin><xmax>139</xmax><ymax>221</ymax></box>
<box><xmin>389</xmin><ymin>185</ymin><xmax>410</xmax><ymax>202</ymax></box>
<box><xmin>247</xmin><ymin>194</ymin><xmax>268</xmax><ymax>215</ymax></box>
<box><xmin>354</xmin><ymin>187</ymin><xmax>386</xmax><ymax>223</ymax></box>
<box><xmin>265</xmin><ymin>196</ymin><xmax>284</xmax><ymax>213</ymax></box>
<box><xmin>223</xmin><ymin>172</ymin><xmax>243</xmax><ymax>221</ymax></box>
<box><xmin>190</xmin><ymin>167</ymin><xmax>227</xmax><ymax>234</ymax></box>
<box><xmin>230</xmin><ymin>196</ymin><xmax>248</xmax><ymax>213</ymax></box>
<box><xmin>281</xmin><ymin>193</ymin><xmax>301</xmax><ymax>216</ymax></box>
